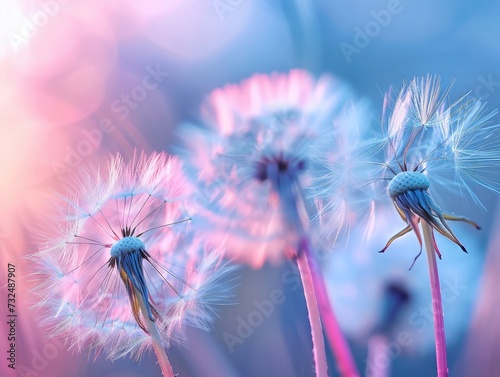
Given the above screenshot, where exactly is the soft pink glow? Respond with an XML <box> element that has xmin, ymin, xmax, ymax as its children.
<box><xmin>144</xmin><ymin>0</ymin><xmax>253</xmax><ymax>62</ymax></box>
<box><xmin>15</xmin><ymin>8</ymin><xmax>117</xmax><ymax>126</ymax></box>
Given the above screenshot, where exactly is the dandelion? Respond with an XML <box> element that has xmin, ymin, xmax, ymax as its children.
<box><xmin>30</xmin><ymin>152</ymin><xmax>235</xmax><ymax>377</ymax></box>
<box><xmin>366</xmin><ymin>281</ymin><xmax>411</xmax><ymax>377</ymax></box>
<box><xmin>180</xmin><ymin>70</ymin><xmax>367</xmax><ymax>377</ymax></box>
<box><xmin>323</xmin><ymin>215</ymin><xmax>483</xmax><ymax>377</ymax></box>
<box><xmin>363</xmin><ymin>76</ymin><xmax>500</xmax><ymax>377</ymax></box>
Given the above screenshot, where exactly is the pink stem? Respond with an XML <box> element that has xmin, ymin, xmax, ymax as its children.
<box><xmin>421</xmin><ymin>222</ymin><xmax>448</xmax><ymax>377</ymax></box>
<box><xmin>300</xmin><ymin>238</ymin><xmax>360</xmax><ymax>377</ymax></box>
<box><xmin>136</xmin><ymin>288</ymin><xmax>175</xmax><ymax>377</ymax></box>
<box><xmin>280</xmin><ymin>187</ymin><xmax>357</xmax><ymax>376</ymax></box>
<box><xmin>296</xmin><ymin>249</ymin><xmax>329</xmax><ymax>377</ymax></box>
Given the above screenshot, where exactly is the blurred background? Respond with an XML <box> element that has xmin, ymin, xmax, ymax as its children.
<box><xmin>1</xmin><ymin>0</ymin><xmax>499</xmax><ymax>376</ymax></box>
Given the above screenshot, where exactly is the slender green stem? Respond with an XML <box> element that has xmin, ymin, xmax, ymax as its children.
<box><xmin>422</xmin><ymin>222</ymin><xmax>448</xmax><ymax>377</ymax></box>
<box><xmin>136</xmin><ymin>288</ymin><xmax>175</xmax><ymax>377</ymax></box>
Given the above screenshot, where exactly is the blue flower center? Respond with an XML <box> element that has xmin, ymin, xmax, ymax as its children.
<box><xmin>388</xmin><ymin>171</ymin><xmax>430</xmax><ymax>199</ymax></box>
<box><xmin>110</xmin><ymin>236</ymin><xmax>145</xmax><ymax>257</ymax></box>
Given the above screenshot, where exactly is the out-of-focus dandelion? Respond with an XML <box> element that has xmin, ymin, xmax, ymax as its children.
<box><xmin>30</xmin><ymin>152</ymin><xmax>235</xmax><ymax>377</ymax></box>
<box><xmin>180</xmin><ymin>70</ymin><xmax>368</xmax><ymax>377</ymax></box>
<box><xmin>365</xmin><ymin>281</ymin><xmax>411</xmax><ymax>377</ymax></box>
<box><xmin>462</xmin><ymin>209</ymin><xmax>500</xmax><ymax>377</ymax></box>
<box><xmin>361</xmin><ymin>76</ymin><xmax>500</xmax><ymax>377</ymax></box>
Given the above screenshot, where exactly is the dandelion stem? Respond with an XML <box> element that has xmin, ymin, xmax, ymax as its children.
<box><xmin>282</xmin><ymin>186</ymin><xmax>357</xmax><ymax>376</ymax></box>
<box><xmin>422</xmin><ymin>221</ymin><xmax>448</xmax><ymax>377</ymax></box>
<box><xmin>300</xmin><ymin>237</ymin><xmax>360</xmax><ymax>377</ymax></box>
<box><xmin>296</xmin><ymin>244</ymin><xmax>329</xmax><ymax>377</ymax></box>
<box><xmin>366</xmin><ymin>334</ymin><xmax>390</xmax><ymax>377</ymax></box>
<box><xmin>135</xmin><ymin>288</ymin><xmax>175</xmax><ymax>377</ymax></box>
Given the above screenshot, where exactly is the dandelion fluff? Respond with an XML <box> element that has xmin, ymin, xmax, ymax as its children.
<box><xmin>30</xmin><ymin>152</ymin><xmax>236</xmax><ymax>370</ymax></box>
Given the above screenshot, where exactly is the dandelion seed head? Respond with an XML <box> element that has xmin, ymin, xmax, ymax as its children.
<box><xmin>364</xmin><ymin>75</ymin><xmax>499</xmax><ymax>260</ymax></box>
<box><xmin>110</xmin><ymin>237</ymin><xmax>145</xmax><ymax>257</ymax></box>
<box><xmin>180</xmin><ymin>70</ymin><xmax>370</xmax><ymax>266</ymax></box>
<box><xmin>377</xmin><ymin>76</ymin><xmax>500</xmax><ymax>201</ymax></box>
<box><xmin>387</xmin><ymin>171</ymin><xmax>430</xmax><ymax>199</ymax></box>
<box><xmin>30</xmin><ymin>151</ymin><xmax>235</xmax><ymax>361</ymax></box>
